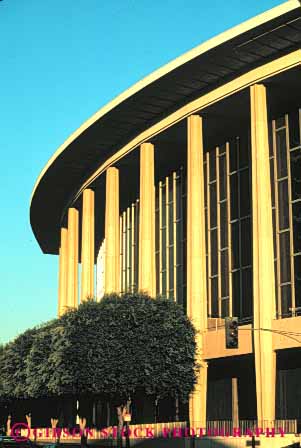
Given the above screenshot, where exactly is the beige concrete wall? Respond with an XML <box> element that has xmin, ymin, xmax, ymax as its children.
<box><xmin>273</xmin><ymin>316</ymin><xmax>301</xmax><ymax>350</ymax></box>
<box><xmin>203</xmin><ymin>316</ymin><xmax>301</xmax><ymax>360</ymax></box>
<box><xmin>203</xmin><ymin>323</ymin><xmax>253</xmax><ymax>360</ymax></box>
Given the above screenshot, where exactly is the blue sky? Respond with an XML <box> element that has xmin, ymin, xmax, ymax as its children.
<box><xmin>0</xmin><ymin>0</ymin><xmax>284</xmax><ymax>343</ymax></box>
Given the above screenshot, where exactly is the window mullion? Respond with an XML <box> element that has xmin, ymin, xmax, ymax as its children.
<box><xmin>216</xmin><ymin>146</ymin><xmax>221</xmax><ymax>318</ymax></box>
<box><xmin>273</xmin><ymin>119</ymin><xmax>282</xmax><ymax>317</ymax></box>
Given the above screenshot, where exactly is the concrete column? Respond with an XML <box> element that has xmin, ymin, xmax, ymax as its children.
<box><xmin>187</xmin><ymin>115</ymin><xmax>208</xmax><ymax>427</ymax></box>
<box><xmin>232</xmin><ymin>377</ymin><xmax>239</xmax><ymax>428</ymax></box>
<box><xmin>105</xmin><ymin>167</ymin><xmax>120</xmax><ymax>293</ymax></box>
<box><xmin>67</xmin><ymin>207</ymin><xmax>79</xmax><ymax>309</ymax></box>
<box><xmin>58</xmin><ymin>227</ymin><xmax>68</xmax><ymax>316</ymax></box>
<box><xmin>138</xmin><ymin>142</ymin><xmax>156</xmax><ymax>296</ymax></box>
<box><xmin>250</xmin><ymin>83</ymin><xmax>276</xmax><ymax>424</ymax></box>
<box><xmin>81</xmin><ymin>189</ymin><xmax>95</xmax><ymax>302</ymax></box>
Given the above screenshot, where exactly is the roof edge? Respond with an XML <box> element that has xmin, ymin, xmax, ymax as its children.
<box><xmin>30</xmin><ymin>0</ymin><xmax>300</xmax><ymax>206</ymax></box>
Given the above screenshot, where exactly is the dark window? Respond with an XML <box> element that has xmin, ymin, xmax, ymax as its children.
<box><xmin>211</xmin><ymin>277</ymin><xmax>218</xmax><ymax>317</ymax></box>
<box><xmin>210</xmin><ymin>183</ymin><xmax>217</xmax><ymax>227</ymax></box>
<box><xmin>211</xmin><ymin>229</ymin><xmax>218</xmax><ymax>276</ymax></box>
<box><xmin>221</xmin><ymin>298</ymin><xmax>229</xmax><ymax>317</ymax></box>
<box><xmin>280</xmin><ymin>231</ymin><xmax>291</xmax><ymax>284</ymax></box>
<box><xmin>278</xmin><ymin>180</ymin><xmax>289</xmax><ymax>230</ymax></box>
<box><xmin>276</xmin><ymin>129</ymin><xmax>288</xmax><ymax>178</ymax></box>
<box><xmin>290</xmin><ymin>150</ymin><xmax>301</xmax><ymax>201</ymax></box>
<box><xmin>230</xmin><ymin>139</ymin><xmax>238</xmax><ymax>173</ymax></box>
<box><xmin>221</xmin><ymin>250</ymin><xmax>229</xmax><ymax>297</ymax></box>
<box><xmin>238</xmin><ymin>135</ymin><xmax>249</xmax><ymax>169</ymax></box>
<box><xmin>241</xmin><ymin>217</ymin><xmax>252</xmax><ymax>267</ymax></box>
<box><xmin>281</xmin><ymin>284</ymin><xmax>291</xmax><ymax>316</ymax></box>
<box><xmin>232</xmin><ymin>270</ymin><xmax>240</xmax><ymax>317</ymax></box>
<box><xmin>269</xmin><ymin>123</ymin><xmax>274</xmax><ymax>157</ymax></box>
<box><xmin>293</xmin><ymin>202</ymin><xmax>301</xmax><ymax>254</ymax></box>
<box><xmin>289</xmin><ymin>110</ymin><xmax>300</xmax><ymax>149</ymax></box>
<box><xmin>276</xmin><ymin>116</ymin><xmax>285</xmax><ymax>129</ymax></box>
<box><xmin>242</xmin><ymin>268</ymin><xmax>252</xmax><ymax>318</ymax></box>
<box><xmin>294</xmin><ymin>256</ymin><xmax>301</xmax><ymax>307</ymax></box>
<box><xmin>230</xmin><ymin>174</ymin><xmax>238</xmax><ymax>220</ymax></box>
<box><xmin>210</xmin><ymin>150</ymin><xmax>216</xmax><ymax>181</ymax></box>
<box><xmin>220</xmin><ymin>201</ymin><xmax>228</xmax><ymax>249</ymax></box>
<box><xmin>239</xmin><ymin>168</ymin><xmax>250</xmax><ymax>217</ymax></box>
<box><xmin>231</xmin><ymin>222</ymin><xmax>239</xmax><ymax>270</ymax></box>
<box><xmin>219</xmin><ymin>154</ymin><xmax>227</xmax><ymax>201</ymax></box>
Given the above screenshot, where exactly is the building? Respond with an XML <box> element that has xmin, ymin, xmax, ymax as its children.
<box><xmin>30</xmin><ymin>0</ymin><xmax>301</xmax><ymax>428</ymax></box>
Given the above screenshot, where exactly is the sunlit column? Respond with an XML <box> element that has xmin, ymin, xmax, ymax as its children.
<box><xmin>105</xmin><ymin>167</ymin><xmax>120</xmax><ymax>293</ymax></box>
<box><xmin>232</xmin><ymin>377</ymin><xmax>239</xmax><ymax>428</ymax></box>
<box><xmin>250</xmin><ymin>83</ymin><xmax>276</xmax><ymax>424</ymax></box>
<box><xmin>138</xmin><ymin>142</ymin><xmax>156</xmax><ymax>296</ymax></box>
<box><xmin>81</xmin><ymin>188</ymin><xmax>95</xmax><ymax>302</ymax></box>
<box><xmin>187</xmin><ymin>114</ymin><xmax>208</xmax><ymax>428</ymax></box>
<box><xmin>67</xmin><ymin>207</ymin><xmax>79</xmax><ymax>309</ymax></box>
<box><xmin>58</xmin><ymin>227</ymin><xmax>68</xmax><ymax>316</ymax></box>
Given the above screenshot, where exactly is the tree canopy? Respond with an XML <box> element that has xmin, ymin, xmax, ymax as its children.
<box><xmin>52</xmin><ymin>293</ymin><xmax>198</xmax><ymax>403</ymax></box>
<box><xmin>0</xmin><ymin>328</ymin><xmax>38</xmax><ymax>400</ymax></box>
<box><xmin>0</xmin><ymin>293</ymin><xmax>198</xmax><ymax>410</ymax></box>
<box><xmin>25</xmin><ymin>320</ymin><xmax>63</xmax><ymax>398</ymax></box>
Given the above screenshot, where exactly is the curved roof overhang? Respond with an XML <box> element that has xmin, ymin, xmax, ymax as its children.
<box><xmin>30</xmin><ymin>0</ymin><xmax>301</xmax><ymax>255</ymax></box>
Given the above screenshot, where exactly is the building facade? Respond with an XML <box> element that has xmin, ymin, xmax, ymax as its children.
<box><xmin>30</xmin><ymin>0</ymin><xmax>301</xmax><ymax>427</ymax></box>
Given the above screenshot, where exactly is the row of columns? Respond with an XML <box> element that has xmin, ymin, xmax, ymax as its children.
<box><xmin>57</xmin><ymin>83</ymin><xmax>276</xmax><ymax>426</ymax></box>
<box><xmin>57</xmin><ymin>143</ymin><xmax>157</xmax><ymax>312</ymax></box>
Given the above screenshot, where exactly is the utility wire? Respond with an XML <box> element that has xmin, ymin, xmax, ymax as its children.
<box><xmin>238</xmin><ymin>327</ymin><xmax>301</xmax><ymax>344</ymax></box>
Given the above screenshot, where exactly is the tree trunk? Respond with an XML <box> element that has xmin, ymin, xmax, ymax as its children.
<box><xmin>79</xmin><ymin>417</ymin><xmax>87</xmax><ymax>448</ymax></box>
<box><xmin>116</xmin><ymin>406</ymin><xmax>123</xmax><ymax>448</ymax></box>
<box><xmin>25</xmin><ymin>413</ymin><xmax>31</xmax><ymax>428</ymax></box>
<box><xmin>50</xmin><ymin>418</ymin><xmax>59</xmax><ymax>443</ymax></box>
<box><xmin>106</xmin><ymin>401</ymin><xmax>110</xmax><ymax>427</ymax></box>
<box><xmin>154</xmin><ymin>397</ymin><xmax>159</xmax><ymax>423</ymax></box>
<box><xmin>175</xmin><ymin>396</ymin><xmax>179</xmax><ymax>422</ymax></box>
<box><xmin>125</xmin><ymin>399</ymin><xmax>131</xmax><ymax>448</ymax></box>
<box><xmin>116</xmin><ymin>399</ymin><xmax>131</xmax><ymax>448</ymax></box>
<box><xmin>6</xmin><ymin>415</ymin><xmax>11</xmax><ymax>436</ymax></box>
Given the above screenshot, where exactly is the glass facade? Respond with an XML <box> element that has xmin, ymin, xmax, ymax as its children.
<box><xmin>270</xmin><ymin>108</ymin><xmax>301</xmax><ymax>317</ymax></box>
<box><xmin>155</xmin><ymin>168</ymin><xmax>187</xmax><ymax>307</ymax></box>
<box><xmin>116</xmin><ymin>106</ymin><xmax>301</xmax><ymax>322</ymax></box>
<box><xmin>204</xmin><ymin>136</ymin><xmax>252</xmax><ymax>320</ymax></box>
<box><xmin>119</xmin><ymin>200</ymin><xmax>139</xmax><ymax>293</ymax></box>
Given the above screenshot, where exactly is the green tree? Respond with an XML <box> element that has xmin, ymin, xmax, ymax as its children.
<box><xmin>25</xmin><ymin>320</ymin><xmax>61</xmax><ymax>399</ymax></box>
<box><xmin>0</xmin><ymin>344</ymin><xmax>6</xmax><ymax>403</ymax></box>
<box><xmin>0</xmin><ymin>293</ymin><xmax>198</xmax><ymax>433</ymax></box>
<box><xmin>50</xmin><ymin>293</ymin><xmax>198</xmax><ymax>429</ymax></box>
<box><xmin>0</xmin><ymin>328</ymin><xmax>38</xmax><ymax>400</ymax></box>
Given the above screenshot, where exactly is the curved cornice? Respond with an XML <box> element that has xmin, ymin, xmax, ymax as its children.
<box><xmin>30</xmin><ymin>0</ymin><xmax>301</xmax><ymax>254</ymax></box>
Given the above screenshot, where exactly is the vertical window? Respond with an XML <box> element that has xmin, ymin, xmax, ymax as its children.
<box><xmin>155</xmin><ymin>168</ymin><xmax>186</xmax><ymax>306</ymax></box>
<box><xmin>206</xmin><ymin>148</ymin><xmax>218</xmax><ymax>316</ymax></box>
<box><xmin>272</xmin><ymin>109</ymin><xmax>301</xmax><ymax>317</ymax></box>
<box><xmin>204</xmin><ymin>134</ymin><xmax>252</xmax><ymax>320</ymax></box>
<box><xmin>119</xmin><ymin>200</ymin><xmax>139</xmax><ymax>293</ymax></box>
<box><xmin>229</xmin><ymin>136</ymin><xmax>252</xmax><ymax>320</ymax></box>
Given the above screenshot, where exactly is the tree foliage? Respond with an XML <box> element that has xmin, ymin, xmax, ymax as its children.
<box><xmin>0</xmin><ymin>293</ymin><xmax>198</xmax><ymax>409</ymax></box>
<box><xmin>50</xmin><ymin>294</ymin><xmax>197</xmax><ymax>404</ymax></box>
<box><xmin>25</xmin><ymin>320</ymin><xmax>63</xmax><ymax>398</ymax></box>
<box><xmin>0</xmin><ymin>328</ymin><xmax>38</xmax><ymax>399</ymax></box>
